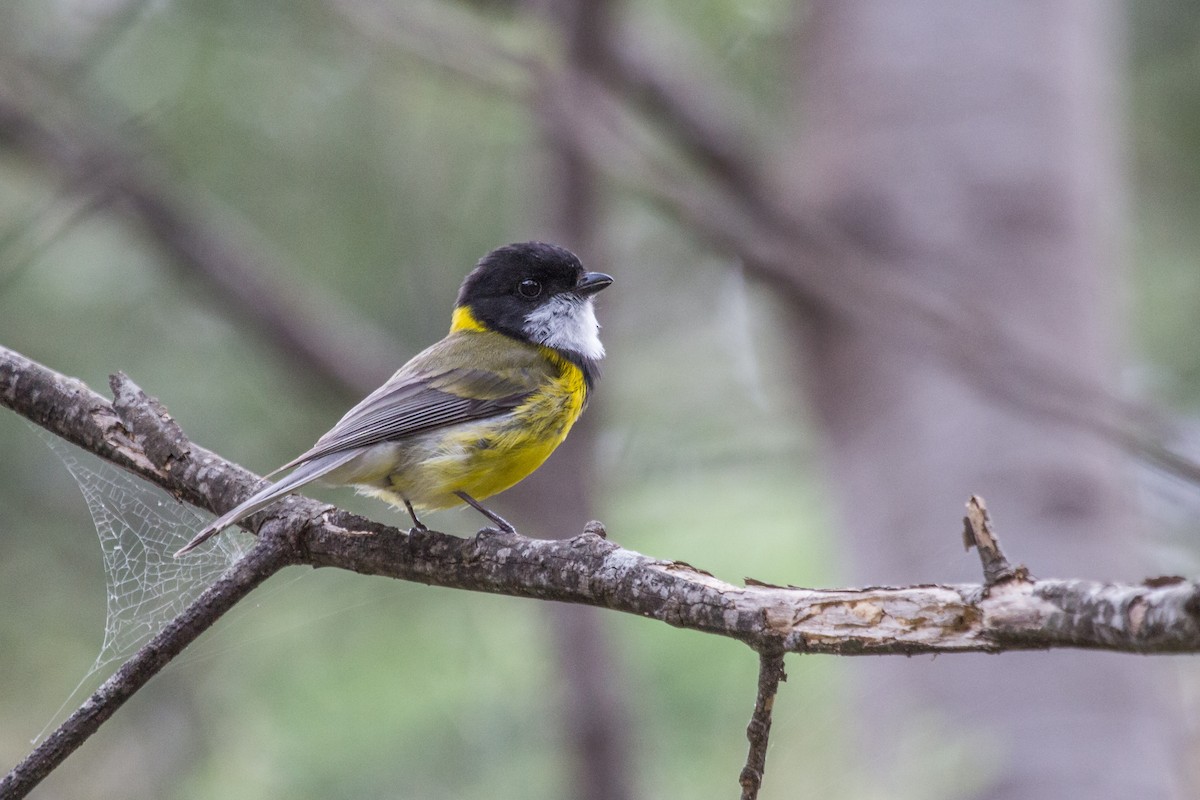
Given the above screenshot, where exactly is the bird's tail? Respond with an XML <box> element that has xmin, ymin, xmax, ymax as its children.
<box><xmin>174</xmin><ymin>450</ymin><xmax>361</xmax><ymax>557</ymax></box>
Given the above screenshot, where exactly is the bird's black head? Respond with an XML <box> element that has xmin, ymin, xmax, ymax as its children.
<box><xmin>456</xmin><ymin>242</ymin><xmax>612</xmax><ymax>368</ymax></box>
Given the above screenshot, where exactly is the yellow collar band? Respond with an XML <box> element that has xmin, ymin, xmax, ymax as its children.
<box><xmin>450</xmin><ymin>306</ymin><xmax>488</xmax><ymax>334</ymax></box>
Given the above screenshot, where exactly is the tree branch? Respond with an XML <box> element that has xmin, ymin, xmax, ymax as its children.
<box><xmin>5</xmin><ymin>344</ymin><xmax>1200</xmax><ymax>797</ymax></box>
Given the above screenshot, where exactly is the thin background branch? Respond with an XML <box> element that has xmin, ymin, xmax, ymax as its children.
<box><xmin>0</xmin><ymin>77</ymin><xmax>397</xmax><ymax>397</ymax></box>
<box><xmin>330</xmin><ymin>0</ymin><xmax>1200</xmax><ymax>491</ymax></box>
<box><xmin>3</xmin><ymin>2</ymin><xmax>1196</xmax><ymax>485</ymax></box>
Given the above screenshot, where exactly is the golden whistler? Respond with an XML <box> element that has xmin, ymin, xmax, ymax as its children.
<box><xmin>176</xmin><ymin>242</ymin><xmax>611</xmax><ymax>556</ymax></box>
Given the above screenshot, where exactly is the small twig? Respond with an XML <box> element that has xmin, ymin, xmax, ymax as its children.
<box><xmin>962</xmin><ymin>495</ymin><xmax>1026</xmax><ymax>586</ymax></box>
<box><xmin>109</xmin><ymin>372</ymin><xmax>190</xmax><ymax>470</ymax></box>
<box><xmin>739</xmin><ymin>650</ymin><xmax>787</xmax><ymax>800</ymax></box>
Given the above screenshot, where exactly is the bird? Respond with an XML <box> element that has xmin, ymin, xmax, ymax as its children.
<box><xmin>175</xmin><ymin>241</ymin><xmax>612</xmax><ymax>556</ymax></box>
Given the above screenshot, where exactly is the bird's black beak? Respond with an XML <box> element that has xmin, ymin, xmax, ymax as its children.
<box><xmin>576</xmin><ymin>271</ymin><xmax>613</xmax><ymax>296</ymax></box>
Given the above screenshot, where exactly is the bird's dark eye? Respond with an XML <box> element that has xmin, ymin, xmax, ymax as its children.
<box><xmin>518</xmin><ymin>279</ymin><xmax>542</xmax><ymax>298</ymax></box>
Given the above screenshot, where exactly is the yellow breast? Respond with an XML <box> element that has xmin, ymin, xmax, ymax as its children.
<box><xmin>438</xmin><ymin>347</ymin><xmax>587</xmax><ymax>504</ymax></box>
<box><xmin>355</xmin><ymin>315</ymin><xmax>590</xmax><ymax>512</ymax></box>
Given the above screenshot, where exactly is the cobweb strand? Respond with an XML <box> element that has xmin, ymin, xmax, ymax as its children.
<box><xmin>32</xmin><ymin>427</ymin><xmax>252</xmax><ymax>739</ymax></box>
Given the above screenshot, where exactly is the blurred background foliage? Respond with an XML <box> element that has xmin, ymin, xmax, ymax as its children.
<box><xmin>0</xmin><ymin>1</ymin><xmax>1198</xmax><ymax>798</ymax></box>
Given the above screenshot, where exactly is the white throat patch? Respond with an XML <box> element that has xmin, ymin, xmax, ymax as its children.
<box><xmin>522</xmin><ymin>295</ymin><xmax>605</xmax><ymax>360</ymax></box>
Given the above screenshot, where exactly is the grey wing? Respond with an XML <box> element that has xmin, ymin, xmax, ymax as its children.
<box><xmin>270</xmin><ymin>367</ymin><xmax>535</xmax><ymax>474</ymax></box>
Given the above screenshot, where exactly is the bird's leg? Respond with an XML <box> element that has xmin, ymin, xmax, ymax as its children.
<box><xmin>403</xmin><ymin>499</ymin><xmax>428</xmax><ymax>533</ymax></box>
<box><xmin>453</xmin><ymin>491</ymin><xmax>516</xmax><ymax>534</ymax></box>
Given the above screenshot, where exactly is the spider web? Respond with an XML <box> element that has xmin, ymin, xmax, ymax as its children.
<box><xmin>34</xmin><ymin>427</ymin><xmax>253</xmax><ymax>739</ymax></box>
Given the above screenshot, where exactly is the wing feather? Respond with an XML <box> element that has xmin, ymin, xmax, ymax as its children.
<box><xmin>272</xmin><ymin>332</ymin><xmax>553</xmax><ymax>473</ymax></box>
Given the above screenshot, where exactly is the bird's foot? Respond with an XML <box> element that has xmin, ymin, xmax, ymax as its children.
<box><xmin>403</xmin><ymin>499</ymin><xmax>430</xmax><ymax>534</ymax></box>
<box><xmin>454</xmin><ymin>491</ymin><xmax>516</xmax><ymax>534</ymax></box>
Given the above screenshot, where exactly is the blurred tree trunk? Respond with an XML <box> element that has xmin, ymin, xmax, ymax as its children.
<box><xmin>510</xmin><ymin>2</ymin><xmax>638</xmax><ymax>800</ymax></box>
<box><xmin>789</xmin><ymin>2</ymin><xmax>1183</xmax><ymax>798</ymax></box>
